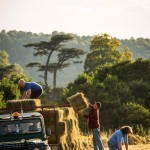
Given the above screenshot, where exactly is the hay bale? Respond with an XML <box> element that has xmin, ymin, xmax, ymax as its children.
<box><xmin>48</xmin><ymin>134</ymin><xmax>57</xmax><ymax>144</ymax></box>
<box><xmin>45</xmin><ymin>123</ymin><xmax>56</xmax><ymax>133</ymax></box>
<box><xmin>67</xmin><ymin>93</ymin><xmax>89</xmax><ymax>113</ymax></box>
<box><xmin>80</xmin><ymin>107</ymin><xmax>91</xmax><ymax>115</ymax></box>
<box><xmin>41</xmin><ymin>109</ymin><xmax>56</xmax><ymax>122</ymax></box>
<box><xmin>6</xmin><ymin>99</ymin><xmax>41</xmax><ymax>111</ymax></box>
<box><xmin>57</xmin><ymin>121</ymin><xmax>66</xmax><ymax>136</ymax></box>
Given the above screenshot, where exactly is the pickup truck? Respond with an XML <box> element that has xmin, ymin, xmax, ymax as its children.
<box><xmin>0</xmin><ymin>111</ymin><xmax>51</xmax><ymax>150</ymax></box>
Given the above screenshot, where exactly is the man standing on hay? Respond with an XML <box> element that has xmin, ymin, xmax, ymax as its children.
<box><xmin>84</xmin><ymin>102</ymin><xmax>104</xmax><ymax>150</ymax></box>
<box><xmin>18</xmin><ymin>79</ymin><xmax>43</xmax><ymax>99</ymax></box>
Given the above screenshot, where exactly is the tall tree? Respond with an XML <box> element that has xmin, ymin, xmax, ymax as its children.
<box><xmin>84</xmin><ymin>34</ymin><xmax>121</xmax><ymax>72</ymax></box>
<box><xmin>24</xmin><ymin>34</ymin><xmax>85</xmax><ymax>91</ymax></box>
<box><xmin>24</xmin><ymin>34</ymin><xmax>74</xmax><ymax>91</ymax></box>
<box><xmin>37</xmin><ymin>48</ymin><xmax>85</xmax><ymax>89</ymax></box>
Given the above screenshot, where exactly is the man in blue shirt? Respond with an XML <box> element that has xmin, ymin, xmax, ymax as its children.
<box><xmin>108</xmin><ymin>126</ymin><xmax>132</xmax><ymax>150</ymax></box>
<box><xmin>18</xmin><ymin>79</ymin><xmax>43</xmax><ymax>99</ymax></box>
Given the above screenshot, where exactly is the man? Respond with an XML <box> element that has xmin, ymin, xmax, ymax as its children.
<box><xmin>18</xmin><ymin>79</ymin><xmax>43</xmax><ymax>99</ymax></box>
<box><xmin>84</xmin><ymin>102</ymin><xmax>104</xmax><ymax>150</ymax></box>
<box><xmin>108</xmin><ymin>126</ymin><xmax>132</xmax><ymax>150</ymax></box>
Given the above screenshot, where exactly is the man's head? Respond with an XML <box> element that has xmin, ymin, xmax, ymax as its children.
<box><xmin>18</xmin><ymin>79</ymin><xmax>26</xmax><ymax>88</ymax></box>
<box><xmin>93</xmin><ymin>101</ymin><xmax>101</xmax><ymax>109</ymax></box>
<box><xmin>120</xmin><ymin>125</ymin><xmax>133</xmax><ymax>135</ymax></box>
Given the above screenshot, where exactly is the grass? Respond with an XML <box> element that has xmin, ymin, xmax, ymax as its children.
<box><xmin>81</xmin><ymin>131</ymin><xmax>150</xmax><ymax>150</ymax></box>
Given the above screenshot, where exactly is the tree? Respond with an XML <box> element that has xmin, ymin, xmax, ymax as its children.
<box><xmin>24</xmin><ymin>34</ymin><xmax>85</xmax><ymax>91</ymax></box>
<box><xmin>24</xmin><ymin>34</ymin><xmax>74</xmax><ymax>91</ymax></box>
<box><xmin>121</xmin><ymin>103</ymin><xmax>150</xmax><ymax>130</ymax></box>
<box><xmin>64</xmin><ymin>58</ymin><xmax>150</xmax><ymax>131</ymax></box>
<box><xmin>84</xmin><ymin>34</ymin><xmax>121</xmax><ymax>72</ymax></box>
<box><xmin>120</xmin><ymin>46</ymin><xmax>133</xmax><ymax>61</ymax></box>
<box><xmin>0</xmin><ymin>50</ymin><xmax>10</xmax><ymax>67</ymax></box>
<box><xmin>0</xmin><ymin>50</ymin><xmax>24</xmax><ymax>80</ymax></box>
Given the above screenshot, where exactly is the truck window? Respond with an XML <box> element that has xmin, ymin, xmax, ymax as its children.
<box><xmin>0</xmin><ymin>118</ymin><xmax>42</xmax><ymax>136</ymax></box>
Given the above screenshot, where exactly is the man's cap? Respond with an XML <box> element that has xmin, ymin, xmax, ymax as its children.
<box><xmin>94</xmin><ymin>101</ymin><xmax>101</xmax><ymax>108</ymax></box>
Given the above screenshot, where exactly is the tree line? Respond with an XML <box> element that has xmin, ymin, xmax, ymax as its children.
<box><xmin>0</xmin><ymin>30</ymin><xmax>150</xmax><ymax>87</ymax></box>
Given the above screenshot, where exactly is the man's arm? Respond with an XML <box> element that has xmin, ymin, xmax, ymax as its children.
<box><xmin>22</xmin><ymin>89</ymin><xmax>31</xmax><ymax>99</ymax></box>
<box><xmin>83</xmin><ymin>103</ymin><xmax>93</xmax><ymax>118</ymax></box>
<box><xmin>118</xmin><ymin>142</ymin><xmax>123</xmax><ymax>150</ymax></box>
<box><xmin>125</xmin><ymin>142</ymin><xmax>128</xmax><ymax>150</ymax></box>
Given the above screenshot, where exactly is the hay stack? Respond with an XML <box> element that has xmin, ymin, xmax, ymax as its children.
<box><xmin>67</xmin><ymin>93</ymin><xmax>89</xmax><ymax>113</ymax></box>
<box><xmin>6</xmin><ymin>99</ymin><xmax>41</xmax><ymax>111</ymax></box>
<box><xmin>42</xmin><ymin>107</ymin><xmax>89</xmax><ymax>150</ymax></box>
<box><xmin>40</xmin><ymin>108</ymin><xmax>65</xmax><ymax>144</ymax></box>
<box><xmin>57</xmin><ymin>107</ymin><xmax>82</xmax><ymax>150</ymax></box>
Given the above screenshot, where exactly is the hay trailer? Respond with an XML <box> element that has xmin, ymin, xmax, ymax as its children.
<box><xmin>0</xmin><ymin>102</ymin><xmax>71</xmax><ymax>150</ymax></box>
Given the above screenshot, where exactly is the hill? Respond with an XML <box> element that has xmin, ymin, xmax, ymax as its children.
<box><xmin>0</xmin><ymin>30</ymin><xmax>150</xmax><ymax>87</ymax></box>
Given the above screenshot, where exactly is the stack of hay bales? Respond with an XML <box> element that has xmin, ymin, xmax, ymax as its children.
<box><xmin>6</xmin><ymin>99</ymin><xmax>41</xmax><ymax>112</ymax></box>
<box><xmin>67</xmin><ymin>93</ymin><xmax>89</xmax><ymax>113</ymax></box>
<box><xmin>41</xmin><ymin>108</ymin><xmax>64</xmax><ymax>144</ymax></box>
<box><xmin>41</xmin><ymin>107</ymin><xmax>90</xmax><ymax>150</ymax></box>
<box><xmin>55</xmin><ymin>107</ymin><xmax>83</xmax><ymax>150</ymax></box>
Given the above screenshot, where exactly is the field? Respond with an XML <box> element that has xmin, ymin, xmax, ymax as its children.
<box><xmin>128</xmin><ymin>144</ymin><xmax>150</xmax><ymax>150</ymax></box>
<box><xmin>104</xmin><ymin>144</ymin><xmax>150</xmax><ymax>150</ymax></box>
<box><xmin>85</xmin><ymin>145</ymin><xmax>150</xmax><ymax>150</ymax></box>
<box><xmin>81</xmin><ymin>132</ymin><xmax>150</xmax><ymax>150</ymax></box>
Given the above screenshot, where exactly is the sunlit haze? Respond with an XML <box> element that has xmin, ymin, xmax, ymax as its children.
<box><xmin>0</xmin><ymin>0</ymin><xmax>150</xmax><ymax>39</ymax></box>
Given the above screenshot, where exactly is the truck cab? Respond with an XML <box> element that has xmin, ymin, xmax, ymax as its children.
<box><xmin>0</xmin><ymin>111</ymin><xmax>51</xmax><ymax>150</ymax></box>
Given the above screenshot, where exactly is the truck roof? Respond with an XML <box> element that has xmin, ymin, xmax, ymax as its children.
<box><xmin>0</xmin><ymin>112</ymin><xmax>42</xmax><ymax>120</ymax></box>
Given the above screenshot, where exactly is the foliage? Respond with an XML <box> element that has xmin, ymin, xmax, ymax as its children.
<box><xmin>67</xmin><ymin>72</ymin><xmax>94</xmax><ymax>99</ymax></box>
<box><xmin>0</xmin><ymin>30</ymin><xmax>150</xmax><ymax>86</ymax></box>
<box><xmin>0</xmin><ymin>77</ymin><xmax>20</xmax><ymax>101</ymax></box>
<box><xmin>64</xmin><ymin>59</ymin><xmax>150</xmax><ymax>134</ymax></box>
<box><xmin>0</xmin><ymin>94</ymin><xmax>6</xmax><ymax>108</ymax></box>
<box><xmin>0</xmin><ymin>50</ymin><xmax>24</xmax><ymax>80</ymax></box>
<box><xmin>121</xmin><ymin>103</ymin><xmax>150</xmax><ymax>134</ymax></box>
<box><xmin>84</xmin><ymin>34</ymin><xmax>133</xmax><ymax>72</ymax></box>
<box><xmin>24</xmin><ymin>34</ymin><xmax>85</xmax><ymax>93</ymax></box>
<box><xmin>120</xmin><ymin>46</ymin><xmax>133</xmax><ymax>61</ymax></box>
<box><xmin>0</xmin><ymin>51</ymin><xmax>30</xmax><ymax>102</ymax></box>
<box><xmin>0</xmin><ymin>50</ymin><xmax>10</xmax><ymax>67</ymax></box>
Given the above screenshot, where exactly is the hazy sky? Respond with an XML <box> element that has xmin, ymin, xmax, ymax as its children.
<box><xmin>0</xmin><ymin>0</ymin><xmax>150</xmax><ymax>38</ymax></box>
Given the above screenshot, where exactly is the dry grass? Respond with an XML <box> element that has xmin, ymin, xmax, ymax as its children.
<box><xmin>81</xmin><ymin>132</ymin><xmax>150</xmax><ymax>150</ymax></box>
<box><xmin>105</xmin><ymin>144</ymin><xmax>150</xmax><ymax>150</ymax></box>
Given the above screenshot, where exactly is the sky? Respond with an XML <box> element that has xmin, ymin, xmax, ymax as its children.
<box><xmin>0</xmin><ymin>0</ymin><xmax>150</xmax><ymax>39</ymax></box>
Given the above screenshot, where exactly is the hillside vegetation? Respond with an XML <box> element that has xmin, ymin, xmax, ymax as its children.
<box><xmin>0</xmin><ymin>30</ymin><xmax>150</xmax><ymax>86</ymax></box>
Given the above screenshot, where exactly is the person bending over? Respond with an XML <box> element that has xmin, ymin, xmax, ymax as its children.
<box><xmin>18</xmin><ymin>79</ymin><xmax>43</xmax><ymax>99</ymax></box>
<box><xmin>108</xmin><ymin>125</ymin><xmax>133</xmax><ymax>150</ymax></box>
